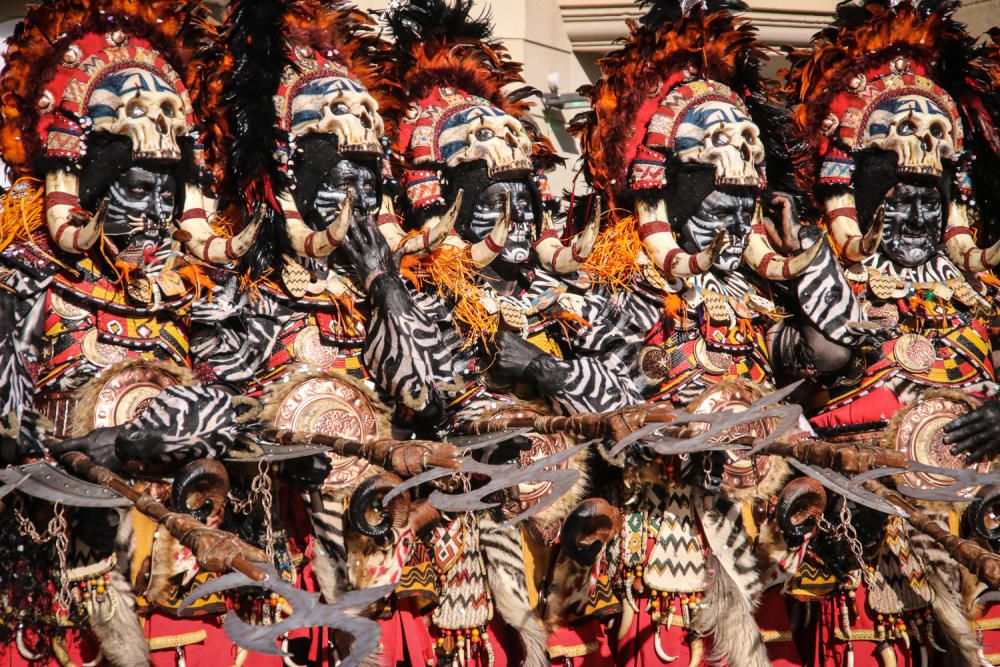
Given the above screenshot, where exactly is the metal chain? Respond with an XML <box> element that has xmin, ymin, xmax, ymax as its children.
<box><xmin>52</xmin><ymin>504</ymin><xmax>71</xmax><ymax>613</ymax></box>
<box><xmin>838</xmin><ymin>501</ymin><xmax>876</xmax><ymax>590</ymax></box>
<box><xmin>251</xmin><ymin>460</ymin><xmax>276</xmax><ymax>562</ymax></box>
<box><xmin>13</xmin><ymin>497</ymin><xmax>56</xmax><ymax>544</ymax></box>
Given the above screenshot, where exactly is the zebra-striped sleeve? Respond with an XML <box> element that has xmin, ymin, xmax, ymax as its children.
<box><xmin>363</xmin><ymin>276</ymin><xmax>448</xmax><ymax>414</ymax></box>
<box><xmin>793</xmin><ymin>233</ymin><xmax>864</xmax><ymax>346</ymax></box>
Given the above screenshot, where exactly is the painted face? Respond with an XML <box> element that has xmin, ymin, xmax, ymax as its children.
<box><xmin>313</xmin><ymin>160</ymin><xmax>378</xmax><ymax>226</ymax></box>
<box><xmin>879</xmin><ymin>182</ymin><xmax>943</xmax><ymax>267</ymax></box>
<box><xmin>679</xmin><ymin>190</ymin><xmax>755</xmax><ymax>272</ymax></box>
<box><xmin>103</xmin><ymin>165</ymin><xmax>177</xmax><ymax>258</ymax></box>
<box><xmin>466</xmin><ymin>181</ymin><xmax>535</xmax><ymax>264</ymax></box>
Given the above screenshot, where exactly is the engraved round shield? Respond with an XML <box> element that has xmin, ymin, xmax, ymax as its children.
<box><xmin>687</xmin><ymin>382</ymin><xmax>776</xmax><ymax>491</ymax></box>
<box><xmin>489</xmin><ymin>407</ymin><xmax>572</xmax><ymax>508</ymax></box>
<box><xmin>890</xmin><ymin>395</ymin><xmax>989</xmax><ymax>491</ymax></box>
<box><xmin>893</xmin><ymin>333</ymin><xmax>936</xmax><ymax>374</ymax></box>
<box><xmin>271</xmin><ymin>377</ymin><xmax>382</xmax><ymax>489</ymax></box>
<box><xmin>92</xmin><ymin>364</ymin><xmax>181</xmax><ymax>429</ymax></box>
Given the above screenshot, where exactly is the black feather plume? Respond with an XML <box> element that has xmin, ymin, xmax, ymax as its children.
<box><xmin>384</xmin><ymin>0</ymin><xmax>492</xmax><ymax>54</ymax></box>
<box><xmin>223</xmin><ymin>0</ymin><xmax>293</xmax><ymax>278</ymax></box>
<box><xmin>639</xmin><ymin>0</ymin><xmax>747</xmax><ymax>27</ymax></box>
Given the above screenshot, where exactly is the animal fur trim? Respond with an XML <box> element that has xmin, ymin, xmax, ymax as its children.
<box><xmin>479</xmin><ymin>515</ymin><xmax>548</xmax><ymax>667</ymax></box>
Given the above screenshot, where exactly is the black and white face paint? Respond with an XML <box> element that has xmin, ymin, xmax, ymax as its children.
<box><xmin>679</xmin><ymin>189</ymin><xmax>755</xmax><ymax>272</ymax></box>
<box><xmin>466</xmin><ymin>181</ymin><xmax>535</xmax><ymax>264</ymax></box>
<box><xmin>314</xmin><ymin>160</ymin><xmax>378</xmax><ymax>227</ymax></box>
<box><xmin>103</xmin><ymin>165</ymin><xmax>177</xmax><ymax>258</ymax></box>
<box><xmin>879</xmin><ymin>182</ymin><xmax>943</xmax><ymax>268</ymax></box>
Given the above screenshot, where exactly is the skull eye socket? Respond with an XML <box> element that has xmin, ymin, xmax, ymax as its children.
<box><xmin>930</xmin><ymin>123</ymin><xmax>945</xmax><ymax>139</ymax></box>
<box><xmin>126</xmin><ymin>100</ymin><xmax>147</xmax><ymax>119</ymax></box>
<box><xmin>897</xmin><ymin>120</ymin><xmax>917</xmax><ymax>136</ymax></box>
<box><xmin>332</xmin><ymin>103</ymin><xmax>350</xmax><ymax>116</ymax></box>
<box><xmin>475</xmin><ymin>128</ymin><xmax>495</xmax><ymax>142</ymax></box>
<box><xmin>711</xmin><ymin>130</ymin><xmax>731</xmax><ymax>147</ymax></box>
<box><xmin>161</xmin><ymin>102</ymin><xmax>176</xmax><ymax>119</ymax></box>
<box><xmin>742</xmin><ymin>129</ymin><xmax>756</xmax><ymax>144</ymax></box>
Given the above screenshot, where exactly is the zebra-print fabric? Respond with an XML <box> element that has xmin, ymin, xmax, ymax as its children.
<box><xmin>364</xmin><ymin>277</ymin><xmax>445</xmax><ymax>413</ymax></box>
<box><xmin>479</xmin><ymin>515</ymin><xmax>549</xmax><ymax>667</ymax></box>
<box><xmin>794</xmin><ymin>234</ymin><xmax>865</xmax><ymax>345</ymax></box>
<box><xmin>867</xmin><ymin>250</ymin><xmax>962</xmax><ymax>284</ymax></box>
<box><xmin>123</xmin><ymin>385</ymin><xmax>235</xmax><ymax>462</ymax></box>
<box><xmin>303</xmin><ymin>490</ymin><xmax>350</xmax><ymax>601</ymax></box>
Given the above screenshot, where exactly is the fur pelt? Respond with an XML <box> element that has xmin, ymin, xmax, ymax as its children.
<box><xmin>86</xmin><ymin>508</ymin><xmax>150</xmax><ymax>666</ymax></box>
<box><xmin>909</xmin><ymin>529</ymin><xmax>986</xmax><ymax>667</ymax></box>
<box><xmin>479</xmin><ymin>515</ymin><xmax>548</xmax><ymax>667</ymax></box>
<box><xmin>691</xmin><ymin>494</ymin><xmax>769</xmax><ymax>667</ymax></box>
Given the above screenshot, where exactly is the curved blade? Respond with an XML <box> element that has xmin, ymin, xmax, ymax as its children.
<box><xmin>787</xmin><ymin>459</ymin><xmax>905</xmax><ymax>517</ymax></box>
<box><xmin>446</xmin><ymin>427</ymin><xmax>533</xmax><ymax>450</ymax></box>
<box><xmin>180</xmin><ymin>565</ymin><xmax>392</xmax><ymax>666</ymax></box>
<box><xmin>0</xmin><ymin>462</ymin><xmax>130</xmax><ymax>507</ymax></box>
<box><xmin>225</xmin><ymin>442</ymin><xmax>332</xmax><ymax>463</ymax></box>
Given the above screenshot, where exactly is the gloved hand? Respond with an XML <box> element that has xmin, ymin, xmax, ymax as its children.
<box><xmin>945</xmin><ymin>400</ymin><xmax>1000</xmax><ymax>463</ymax></box>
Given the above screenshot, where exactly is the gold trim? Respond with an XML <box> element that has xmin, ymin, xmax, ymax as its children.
<box><xmin>974</xmin><ymin>617</ymin><xmax>1000</xmax><ymax>631</ymax></box>
<box><xmin>147</xmin><ymin>630</ymin><xmax>208</xmax><ymax>651</ymax></box>
<box><xmin>761</xmin><ymin>630</ymin><xmax>793</xmax><ymax>643</ymax></box>
<box><xmin>983</xmin><ymin>652</ymin><xmax>1000</xmax><ymax>665</ymax></box>
<box><xmin>548</xmin><ymin>642</ymin><xmax>598</xmax><ymax>659</ymax></box>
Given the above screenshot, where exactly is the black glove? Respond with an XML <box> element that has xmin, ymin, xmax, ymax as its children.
<box><xmin>282</xmin><ymin>453</ymin><xmax>332</xmax><ymax>491</ymax></box>
<box><xmin>340</xmin><ymin>219</ymin><xmax>397</xmax><ymax>294</ymax></box>
<box><xmin>944</xmin><ymin>399</ymin><xmax>1000</xmax><ymax>463</ymax></box>
<box><xmin>49</xmin><ymin>426</ymin><xmax>126</xmax><ymax>471</ymax></box>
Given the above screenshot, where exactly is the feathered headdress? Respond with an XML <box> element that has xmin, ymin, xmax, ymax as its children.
<box><xmin>215</xmin><ymin>0</ymin><xmax>395</xmax><ymax>278</ymax></box>
<box><xmin>785</xmin><ymin>0</ymin><xmax>1000</xmax><ymax>270</ymax></box>
<box><xmin>572</xmin><ymin>0</ymin><xmax>808</xmax><ymax>284</ymax></box>
<box><xmin>0</xmin><ymin>0</ymin><xmax>255</xmax><ymax>265</ymax></box>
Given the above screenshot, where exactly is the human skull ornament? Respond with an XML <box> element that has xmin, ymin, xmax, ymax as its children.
<box><xmin>865</xmin><ymin>95</ymin><xmax>955</xmax><ymax>178</ymax></box>
<box><xmin>439</xmin><ymin>105</ymin><xmax>533</xmax><ymax>178</ymax></box>
<box><xmin>88</xmin><ymin>68</ymin><xmax>190</xmax><ymax>162</ymax></box>
<box><xmin>289</xmin><ymin>76</ymin><xmax>383</xmax><ymax>155</ymax></box>
<box><xmin>675</xmin><ymin>101</ymin><xmax>764</xmax><ymax>187</ymax></box>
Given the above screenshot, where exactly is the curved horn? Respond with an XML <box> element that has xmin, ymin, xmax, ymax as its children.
<box><xmin>170</xmin><ymin>458</ymin><xmax>231</xmax><ymax>524</ymax></box>
<box><xmin>180</xmin><ymin>185</ymin><xmax>261</xmax><ymax>264</ymax></box>
<box><xmin>534</xmin><ymin>203</ymin><xmax>601</xmax><ymax>275</ymax></box>
<box><xmin>636</xmin><ymin>198</ymin><xmax>727</xmax><ymax>279</ymax></box>
<box><xmin>743</xmin><ymin>206</ymin><xmax>824</xmax><ymax>281</ymax></box>
<box><xmin>825</xmin><ymin>190</ymin><xmax>881</xmax><ymax>263</ymax></box>
<box><xmin>45</xmin><ymin>170</ymin><xmax>101</xmax><ymax>253</ymax></box>
<box><xmin>775</xmin><ymin>476</ymin><xmax>827</xmax><ymax>548</ymax></box>
<box><xmin>407</xmin><ymin>497</ymin><xmax>443</xmax><ymax>542</ymax></box>
<box><xmin>347</xmin><ymin>472</ymin><xmax>411</xmax><ymax>547</ymax></box>
<box><xmin>967</xmin><ymin>484</ymin><xmax>1000</xmax><ymax>546</ymax></box>
<box><xmin>469</xmin><ymin>192</ymin><xmax>511</xmax><ymax>267</ymax></box>
<box><xmin>379</xmin><ymin>192</ymin><xmax>464</xmax><ymax>257</ymax></box>
<box><xmin>278</xmin><ymin>190</ymin><xmax>352</xmax><ymax>258</ymax></box>
<box><xmin>561</xmin><ymin>498</ymin><xmax>623</xmax><ymax>566</ymax></box>
<box><xmin>945</xmin><ymin>201</ymin><xmax>1000</xmax><ymax>273</ymax></box>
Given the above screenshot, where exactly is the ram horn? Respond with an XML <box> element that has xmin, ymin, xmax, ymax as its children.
<box><xmin>743</xmin><ymin>206</ymin><xmax>824</xmax><ymax>281</ymax></box>
<box><xmin>379</xmin><ymin>192</ymin><xmax>463</xmax><ymax>257</ymax></box>
<box><xmin>636</xmin><ymin>198</ymin><xmax>727</xmax><ymax>279</ymax></box>
<box><xmin>944</xmin><ymin>201</ymin><xmax>1000</xmax><ymax>273</ymax></box>
<box><xmin>278</xmin><ymin>189</ymin><xmax>352</xmax><ymax>258</ymax></box>
<box><xmin>180</xmin><ymin>184</ymin><xmax>261</xmax><ymax>264</ymax></box>
<box><xmin>561</xmin><ymin>498</ymin><xmax>623</xmax><ymax>566</ymax></box>
<box><xmin>469</xmin><ymin>192</ymin><xmax>511</xmax><ymax>267</ymax></box>
<box><xmin>534</xmin><ymin>202</ymin><xmax>600</xmax><ymax>274</ymax></box>
<box><xmin>775</xmin><ymin>476</ymin><xmax>827</xmax><ymax>548</ymax></box>
<box><xmin>347</xmin><ymin>472</ymin><xmax>410</xmax><ymax>548</ymax></box>
<box><xmin>170</xmin><ymin>458</ymin><xmax>231</xmax><ymax>524</ymax></box>
<box><xmin>825</xmin><ymin>190</ymin><xmax>881</xmax><ymax>263</ymax></box>
<box><xmin>45</xmin><ymin>170</ymin><xmax>102</xmax><ymax>253</ymax></box>
<box><xmin>967</xmin><ymin>484</ymin><xmax>1000</xmax><ymax>546</ymax></box>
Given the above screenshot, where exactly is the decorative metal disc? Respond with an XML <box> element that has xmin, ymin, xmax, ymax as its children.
<box><xmin>81</xmin><ymin>329</ymin><xmax>129</xmax><ymax>368</ymax></box>
<box><xmin>687</xmin><ymin>381</ymin><xmax>776</xmax><ymax>491</ymax></box>
<box><xmin>489</xmin><ymin>407</ymin><xmax>572</xmax><ymax>513</ymax></box>
<box><xmin>293</xmin><ymin>325</ymin><xmax>339</xmax><ymax>370</ymax></box>
<box><xmin>92</xmin><ymin>364</ymin><xmax>181</xmax><ymax>429</ymax></box>
<box><xmin>694</xmin><ymin>339</ymin><xmax>733</xmax><ymax>375</ymax></box>
<box><xmin>271</xmin><ymin>377</ymin><xmax>382</xmax><ymax>489</ymax></box>
<box><xmin>894</xmin><ymin>333</ymin><xmax>936</xmax><ymax>374</ymax></box>
<box><xmin>891</xmin><ymin>395</ymin><xmax>990</xmax><ymax>491</ymax></box>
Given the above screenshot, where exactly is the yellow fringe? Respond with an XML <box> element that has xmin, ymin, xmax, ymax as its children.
<box><xmin>0</xmin><ymin>177</ymin><xmax>44</xmax><ymax>254</ymax></box>
<box><xmin>408</xmin><ymin>244</ymin><xmax>498</xmax><ymax>347</ymax></box>
<box><xmin>581</xmin><ymin>214</ymin><xmax>642</xmax><ymax>289</ymax></box>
